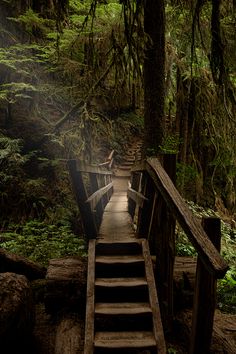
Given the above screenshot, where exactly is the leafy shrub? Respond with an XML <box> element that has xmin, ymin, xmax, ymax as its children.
<box><xmin>176</xmin><ymin>200</ymin><xmax>236</xmax><ymax>313</ymax></box>
<box><xmin>0</xmin><ymin>220</ymin><xmax>86</xmax><ymax>266</ymax></box>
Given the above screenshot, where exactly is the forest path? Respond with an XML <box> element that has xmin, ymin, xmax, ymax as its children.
<box><xmin>84</xmin><ymin>140</ymin><xmax>166</xmax><ymax>353</ymax></box>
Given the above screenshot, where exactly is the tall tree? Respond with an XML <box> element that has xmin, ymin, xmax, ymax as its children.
<box><xmin>144</xmin><ymin>0</ymin><xmax>166</xmax><ymax>155</ymax></box>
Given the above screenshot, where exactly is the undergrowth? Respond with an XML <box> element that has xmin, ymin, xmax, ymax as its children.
<box><xmin>0</xmin><ymin>220</ymin><xmax>86</xmax><ymax>267</ymax></box>
<box><xmin>176</xmin><ymin>201</ymin><xmax>236</xmax><ymax>314</ymax></box>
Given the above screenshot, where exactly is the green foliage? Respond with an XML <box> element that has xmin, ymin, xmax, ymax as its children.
<box><xmin>0</xmin><ymin>220</ymin><xmax>86</xmax><ymax>266</ymax></box>
<box><xmin>160</xmin><ymin>134</ymin><xmax>180</xmax><ymax>154</ymax></box>
<box><xmin>9</xmin><ymin>8</ymin><xmax>54</xmax><ymax>35</ymax></box>
<box><xmin>176</xmin><ymin>200</ymin><xmax>236</xmax><ymax>313</ymax></box>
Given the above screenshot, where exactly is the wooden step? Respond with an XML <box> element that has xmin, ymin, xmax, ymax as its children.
<box><xmin>95</xmin><ymin>302</ymin><xmax>151</xmax><ymax>315</ymax></box>
<box><xmin>96</xmin><ymin>240</ymin><xmax>142</xmax><ymax>255</ymax></box>
<box><xmin>96</xmin><ymin>255</ymin><xmax>144</xmax><ymax>264</ymax></box>
<box><xmin>95</xmin><ymin>277</ymin><xmax>147</xmax><ymax>287</ymax></box>
<box><xmin>94</xmin><ymin>331</ymin><xmax>156</xmax><ymax>349</ymax></box>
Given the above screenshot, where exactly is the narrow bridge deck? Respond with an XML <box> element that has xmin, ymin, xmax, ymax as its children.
<box><xmin>84</xmin><ymin>174</ymin><xmax>166</xmax><ymax>353</ymax></box>
<box><xmin>98</xmin><ymin>177</ymin><xmax>135</xmax><ymax>241</ymax></box>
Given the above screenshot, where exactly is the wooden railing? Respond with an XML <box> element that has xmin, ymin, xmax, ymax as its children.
<box><xmin>127</xmin><ymin>155</ymin><xmax>229</xmax><ymax>354</ymax></box>
<box><xmin>68</xmin><ymin>152</ymin><xmax>114</xmax><ymax>239</ymax></box>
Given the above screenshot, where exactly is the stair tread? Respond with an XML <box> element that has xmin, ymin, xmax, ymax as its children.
<box><xmin>95</xmin><ymin>277</ymin><xmax>147</xmax><ymax>287</ymax></box>
<box><xmin>96</xmin><ymin>255</ymin><xmax>144</xmax><ymax>264</ymax></box>
<box><xmin>95</xmin><ymin>302</ymin><xmax>152</xmax><ymax>315</ymax></box>
<box><xmin>94</xmin><ymin>331</ymin><xmax>156</xmax><ymax>348</ymax></box>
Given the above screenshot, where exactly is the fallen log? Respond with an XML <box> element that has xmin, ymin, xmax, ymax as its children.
<box><xmin>45</xmin><ymin>257</ymin><xmax>87</xmax><ymax>315</ymax></box>
<box><xmin>0</xmin><ymin>248</ymin><xmax>46</xmax><ymax>280</ymax></box>
<box><xmin>55</xmin><ymin>318</ymin><xmax>84</xmax><ymax>354</ymax></box>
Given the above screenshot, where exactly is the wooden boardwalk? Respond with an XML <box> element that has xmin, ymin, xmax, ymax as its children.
<box><xmin>84</xmin><ymin>172</ymin><xmax>166</xmax><ymax>353</ymax></box>
<box><xmin>98</xmin><ymin>177</ymin><xmax>135</xmax><ymax>241</ymax></box>
<box><xmin>68</xmin><ymin>140</ymin><xmax>228</xmax><ymax>354</ymax></box>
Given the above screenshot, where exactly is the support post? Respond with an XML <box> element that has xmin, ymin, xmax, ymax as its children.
<box><xmin>128</xmin><ymin>172</ymin><xmax>141</xmax><ymax>219</ymax></box>
<box><xmin>68</xmin><ymin>160</ymin><xmax>97</xmax><ymax>239</ymax></box>
<box><xmin>89</xmin><ymin>173</ymin><xmax>104</xmax><ymax>227</ymax></box>
<box><xmin>155</xmin><ymin>154</ymin><xmax>176</xmax><ymax>332</ymax></box>
<box><xmin>190</xmin><ymin>217</ymin><xmax>221</xmax><ymax>354</ymax></box>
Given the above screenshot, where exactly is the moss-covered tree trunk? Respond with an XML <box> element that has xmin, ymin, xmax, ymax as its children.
<box><xmin>143</xmin><ymin>0</ymin><xmax>166</xmax><ymax>156</ymax></box>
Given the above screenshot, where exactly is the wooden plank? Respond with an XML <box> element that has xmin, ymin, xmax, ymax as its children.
<box><xmin>96</xmin><ymin>255</ymin><xmax>144</xmax><ymax>264</ymax></box>
<box><xmin>95</xmin><ymin>302</ymin><xmax>152</xmax><ymax>315</ymax></box>
<box><xmin>86</xmin><ymin>181</ymin><xmax>113</xmax><ymax>211</ymax></box>
<box><xmin>95</xmin><ymin>277</ymin><xmax>147</xmax><ymax>287</ymax></box>
<box><xmin>74</xmin><ymin>160</ymin><xmax>113</xmax><ymax>175</ymax></box>
<box><xmin>127</xmin><ymin>186</ymin><xmax>148</xmax><ymax>208</ymax></box>
<box><xmin>84</xmin><ymin>239</ymin><xmax>96</xmax><ymax>354</ymax></box>
<box><xmin>146</xmin><ymin>158</ymin><xmax>228</xmax><ymax>278</ymax></box>
<box><xmin>142</xmin><ymin>239</ymin><xmax>167</xmax><ymax>354</ymax></box>
<box><xmin>89</xmin><ymin>173</ymin><xmax>103</xmax><ymax>227</ymax></box>
<box><xmin>190</xmin><ymin>217</ymin><xmax>221</xmax><ymax>354</ymax></box>
<box><xmin>94</xmin><ymin>331</ymin><xmax>156</xmax><ymax>349</ymax></box>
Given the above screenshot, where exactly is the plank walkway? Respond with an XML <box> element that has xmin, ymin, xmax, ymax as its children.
<box><xmin>84</xmin><ymin>153</ymin><xmax>166</xmax><ymax>353</ymax></box>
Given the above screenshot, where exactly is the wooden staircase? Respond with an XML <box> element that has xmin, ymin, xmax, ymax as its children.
<box><xmin>84</xmin><ymin>238</ymin><xmax>166</xmax><ymax>354</ymax></box>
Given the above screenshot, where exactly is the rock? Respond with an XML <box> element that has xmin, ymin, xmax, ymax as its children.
<box><xmin>0</xmin><ymin>272</ymin><xmax>35</xmax><ymax>352</ymax></box>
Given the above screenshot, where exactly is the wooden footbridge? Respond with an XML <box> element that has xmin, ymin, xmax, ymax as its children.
<box><xmin>68</xmin><ymin>143</ymin><xmax>228</xmax><ymax>354</ymax></box>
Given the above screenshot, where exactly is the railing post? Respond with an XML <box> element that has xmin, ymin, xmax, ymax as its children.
<box><xmin>136</xmin><ymin>172</ymin><xmax>155</xmax><ymax>238</ymax></box>
<box><xmin>89</xmin><ymin>173</ymin><xmax>104</xmax><ymax>227</ymax></box>
<box><xmin>155</xmin><ymin>154</ymin><xmax>176</xmax><ymax>332</ymax></box>
<box><xmin>68</xmin><ymin>160</ymin><xmax>97</xmax><ymax>239</ymax></box>
<box><xmin>190</xmin><ymin>217</ymin><xmax>221</xmax><ymax>354</ymax></box>
<box><xmin>128</xmin><ymin>172</ymin><xmax>141</xmax><ymax>219</ymax></box>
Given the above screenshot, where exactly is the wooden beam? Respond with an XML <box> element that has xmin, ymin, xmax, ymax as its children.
<box><xmin>84</xmin><ymin>239</ymin><xmax>96</xmax><ymax>354</ymax></box>
<box><xmin>190</xmin><ymin>217</ymin><xmax>221</xmax><ymax>354</ymax></box>
<box><xmin>146</xmin><ymin>158</ymin><xmax>228</xmax><ymax>278</ymax></box>
<box><xmin>142</xmin><ymin>239</ymin><xmax>166</xmax><ymax>354</ymax></box>
<box><xmin>73</xmin><ymin>160</ymin><xmax>113</xmax><ymax>175</ymax></box>
<box><xmin>86</xmin><ymin>182</ymin><xmax>113</xmax><ymax>211</ymax></box>
<box><xmin>127</xmin><ymin>187</ymin><xmax>148</xmax><ymax>208</ymax></box>
<box><xmin>68</xmin><ymin>160</ymin><xmax>97</xmax><ymax>239</ymax></box>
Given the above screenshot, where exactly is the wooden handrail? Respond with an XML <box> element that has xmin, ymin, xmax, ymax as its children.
<box><xmin>127</xmin><ymin>182</ymin><xmax>148</xmax><ymax>208</ymax></box>
<box><xmin>68</xmin><ymin>158</ymin><xmax>114</xmax><ymax>239</ymax></box>
<box><xmin>75</xmin><ymin>160</ymin><xmax>113</xmax><ymax>175</ymax></box>
<box><xmin>98</xmin><ymin>150</ymin><xmax>115</xmax><ymax>169</ymax></box>
<box><xmin>86</xmin><ymin>182</ymin><xmax>114</xmax><ymax>211</ymax></box>
<box><xmin>145</xmin><ymin>157</ymin><xmax>228</xmax><ymax>278</ymax></box>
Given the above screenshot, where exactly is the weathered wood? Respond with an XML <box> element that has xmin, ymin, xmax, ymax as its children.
<box><xmin>0</xmin><ymin>273</ymin><xmax>34</xmax><ymax>345</ymax></box>
<box><xmin>75</xmin><ymin>160</ymin><xmax>112</xmax><ymax>175</ymax></box>
<box><xmin>55</xmin><ymin>318</ymin><xmax>83</xmax><ymax>354</ymax></box>
<box><xmin>190</xmin><ymin>217</ymin><xmax>221</xmax><ymax>354</ymax></box>
<box><xmin>0</xmin><ymin>248</ymin><xmax>46</xmax><ymax>280</ymax></box>
<box><xmin>137</xmin><ymin>172</ymin><xmax>155</xmax><ymax>237</ymax></box>
<box><xmin>142</xmin><ymin>240</ymin><xmax>167</xmax><ymax>354</ymax></box>
<box><xmin>94</xmin><ymin>331</ymin><xmax>156</xmax><ymax>349</ymax></box>
<box><xmin>84</xmin><ymin>239</ymin><xmax>96</xmax><ymax>354</ymax></box>
<box><xmin>45</xmin><ymin>257</ymin><xmax>87</xmax><ymax>314</ymax></box>
<box><xmin>86</xmin><ymin>181</ymin><xmax>113</xmax><ymax>211</ymax></box>
<box><xmin>95</xmin><ymin>302</ymin><xmax>152</xmax><ymax>315</ymax></box>
<box><xmin>127</xmin><ymin>186</ymin><xmax>148</xmax><ymax>208</ymax></box>
<box><xmin>128</xmin><ymin>172</ymin><xmax>141</xmax><ymax>218</ymax></box>
<box><xmin>68</xmin><ymin>159</ymin><xmax>97</xmax><ymax>239</ymax></box>
<box><xmin>89</xmin><ymin>173</ymin><xmax>103</xmax><ymax>226</ymax></box>
<box><xmin>155</xmin><ymin>154</ymin><xmax>176</xmax><ymax>331</ymax></box>
<box><xmin>146</xmin><ymin>157</ymin><xmax>228</xmax><ymax>278</ymax></box>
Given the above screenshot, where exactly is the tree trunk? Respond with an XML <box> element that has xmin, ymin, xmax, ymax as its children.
<box><xmin>144</xmin><ymin>0</ymin><xmax>166</xmax><ymax>156</ymax></box>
